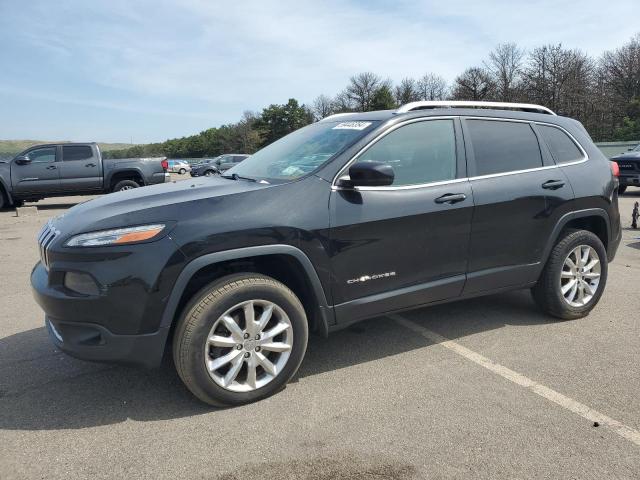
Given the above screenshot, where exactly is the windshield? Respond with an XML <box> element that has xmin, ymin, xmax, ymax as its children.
<box><xmin>225</xmin><ymin>120</ymin><xmax>378</xmax><ymax>182</ymax></box>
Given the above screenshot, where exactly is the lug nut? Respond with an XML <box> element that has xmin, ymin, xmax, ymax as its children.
<box><xmin>244</xmin><ymin>333</ymin><xmax>250</xmax><ymax>339</ymax></box>
<box><xmin>255</xmin><ymin>346</ymin><xmax>261</xmax><ymax>352</ymax></box>
<box><xmin>255</xmin><ymin>334</ymin><xmax>260</xmax><ymax>340</ymax></box>
<box><xmin>236</xmin><ymin>344</ymin><xmax>242</xmax><ymax>350</ymax></box>
<box><xmin>244</xmin><ymin>352</ymin><xmax>250</xmax><ymax>358</ymax></box>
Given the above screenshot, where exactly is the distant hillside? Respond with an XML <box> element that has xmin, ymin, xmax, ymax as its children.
<box><xmin>0</xmin><ymin>140</ymin><xmax>136</xmax><ymax>160</ymax></box>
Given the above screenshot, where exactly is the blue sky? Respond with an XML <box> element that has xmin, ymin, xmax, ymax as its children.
<box><xmin>0</xmin><ymin>0</ymin><xmax>638</xmax><ymax>143</ymax></box>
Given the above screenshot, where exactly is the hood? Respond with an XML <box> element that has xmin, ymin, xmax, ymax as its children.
<box><xmin>611</xmin><ymin>151</ymin><xmax>640</xmax><ymax>161</ymax></box>
<box><xmin>52</xmin><ymin>176</ymin><xmax>269</xmax><ymax>236</ymax></box>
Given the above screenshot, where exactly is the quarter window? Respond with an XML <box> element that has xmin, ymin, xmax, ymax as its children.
<box><xmin>26</xmin><ymin>147</ymin><xmax>56</xmax><ymax>163</ymax></box>
<box><xmin>467</xmin><ymin>120</ymin><xmax>543</xmax><ymax>176</ymax></box>
<box><xmin>355</xmin><ymin>119</ymin><xmax>457</xmax><ymax>186</ymax></box>
<box><xmin>63</xmin><ymin>145</ymin><xmax>93</xmax><ymax>161</ymax></box>
<box><xmin>537</xmin><ymin>124</ymin><xmax>584</xmax><ymax>164</ymax></box>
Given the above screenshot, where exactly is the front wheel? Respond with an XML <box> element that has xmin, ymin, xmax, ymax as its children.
<box><xmin>204</xmin><ymin>170</ymin><xmax>217</xmax><ymax>177</ymax></box>
<box><xmin>532</xmin><ymin>229</ymin><xmax>608</xmax><ymax>320</ymax></box>
<box><xmin>179</xmin><ymin>168</ymin><xmax>186</xmax><ymax>175</ymax></box>
<box><xmin>173</xmin><ymin>273</ymin><xmax>309</xmax><ymax>406</ymax></box>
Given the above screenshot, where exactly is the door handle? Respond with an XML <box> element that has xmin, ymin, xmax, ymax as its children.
<box><xmin>86</xmin><ymin>163</ymin><xmax>96</xmax><ymax>167</ymax></box>
<box><xmin>542</xmin><ymin>180</ymin><xmax>565</xmax><ymax>190</ymax></box>
<box><xmin>45</xmin><ymin>165</ymin><xmax>57</xmax><ymax>170</ymax></box>
<box><xmin>435</xmin><ymin>193</ymin><xmax>467</xmax><ymax>204</ymax></box>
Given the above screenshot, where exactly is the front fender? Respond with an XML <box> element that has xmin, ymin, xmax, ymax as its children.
<box><xmin>159</xmin><ymin>244</ymin><xmax>333</xmax><ymax>335</ymax></box>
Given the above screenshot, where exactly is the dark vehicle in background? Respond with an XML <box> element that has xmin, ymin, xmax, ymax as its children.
<box><xmin>610</xmin><ymin>143</ymin><xmax>640</xmax><ymax>194</ymax></box>
<box><xmin>190</xmin><ymin>154</ymin><xmax>249</xmax><ymax>177</ymax></box>
<box><xmin>31</xmin><ymin>101</ymin><xmax>621</xmax><ymax>407</ymax></box>
<box><xmin>0</xmin><ymin>143</ymin><xmax>169</xmax><ymax>208</ymax></box>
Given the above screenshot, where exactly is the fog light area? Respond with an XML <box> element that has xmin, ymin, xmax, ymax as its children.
<box><xmin>63</xmin><ymin>271</ymin><xmax>100</xmax><ymax>296</ymax></box>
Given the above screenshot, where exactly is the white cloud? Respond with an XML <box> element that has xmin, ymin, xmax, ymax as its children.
<box><xmin>1</xmin><ymin>0</ymin><xmax>638</xmax><ymax>141</ymax></box>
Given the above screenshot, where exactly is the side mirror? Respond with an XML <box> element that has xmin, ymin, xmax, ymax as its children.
<box><xmin>14</xmin><ymin>155</ymin><xmax>31</xmax><ymax>165</ymax></box>
<box><xmin>338</xmin><ymin>161</ymin><xmax>395</xmax><ymax>188</ymax></box>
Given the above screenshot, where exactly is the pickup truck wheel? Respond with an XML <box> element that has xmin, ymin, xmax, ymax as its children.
<box><xmin>532</xmin><ymin>229</ymin><xmax>607</xmax><ymax>320</ymax></box>
<box><xmin>618</xmin><ymin>185</ymin><xmax>627</xmax><ymax>195</ymax></box>
<box><xmin>173</xmin><ymin>273</ymin><xmax>308</xmax><ymax>406</ymax></box>
<box><xmin>113</xmin><ymin>180</ymin><xmax>140</xmax><ymax>192</ymax></box>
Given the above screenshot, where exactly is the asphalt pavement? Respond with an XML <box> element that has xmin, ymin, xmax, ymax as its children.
<box><xmin>1</xmin><ymin>183</ymin><xmax>638</xmax><ymax>479</ymax></box>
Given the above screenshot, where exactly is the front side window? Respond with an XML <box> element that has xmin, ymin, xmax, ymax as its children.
<box><xmin>226</xmin><ymin>121</ymin><xmax>379</xmax><ymax>182</ymax></box>
<box><xmin>26</xmin><ymin>147</ymin><xmax>56</xmax><ymax>163</ymax></box>
<box><xmin>467</xmin><ymin>120</ymin><xmax>543</xmax><ymax>176</ymax></box>
<box><xmin>537</xmin><ymin>124</ymin><xmax>584</xmax><ymax>164</ymax></box>
<box><xmin>62</xmin><ymin>145</ymin><xmax>93</xmax><ymax>161</ymax></box>
<box><xmin>354</xmin><ymin>119</ymin><xmax>457</xmax><ymax>186</ymax></box>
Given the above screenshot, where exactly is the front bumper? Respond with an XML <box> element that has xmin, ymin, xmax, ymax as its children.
<box><xmin>619</xmin><ymin>174</ymin><xmax>640</xmax><ymax>187</ymax></box>
<box><xmin>45</xmin><ymin>316</ymin><xmax>169</xmax><ymax>368</ymax></box>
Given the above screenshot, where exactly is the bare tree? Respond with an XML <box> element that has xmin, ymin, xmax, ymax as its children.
<box><xmin>485</xmin><ymin>43</ymin><xmax>525</xmax><ymax>101</ymax></box>
<box><xmin>416</xmin><ymin>73</ymin><xmax>448</xmax><ymax>100</ymax></box>
<box><xmin>311</xmin><ymin>94</ymin><xmax>334</xmax><ymax>120</ymax></box>
<box><xmin>332</xmin><ymin>90</ymin><xmax>354</xmax><ymax>113</ymax></box>
<box><xmin>346</xmin><ymin>72</ymin><xmax>386</xmax><ymax>111</ymax></box>
<box><xmin>451</xmin><ymin>67</ymin><xmax>496</xmax><ymax>100</ymax></box>
<box><xmin>394</xmin><ymin>77</ymin><xmax>420</xmax><ymax>105</ymax></box>
<box><xmin>522</xmin><ymin>44</ymin><xmax>594</xmax><ymax>117</ymax></box>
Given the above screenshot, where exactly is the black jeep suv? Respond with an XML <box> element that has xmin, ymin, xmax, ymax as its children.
<box><xmin>31</xmin><ymin>101</ymin><xmax>622</xmax><ymax>406</ymax></box>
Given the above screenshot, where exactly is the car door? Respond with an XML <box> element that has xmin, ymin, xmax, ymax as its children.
<box><xmin>461</xmin><ymin>117</ymin><xmax>574</xmax><ymax>294</ymax></box>
<box><xmin>58</xmin><ymin>145</ymin><xmax>102</xmax><ymax>192</ymax></box>
<box><xmin>11</xmin><ymin>146</ymin><xmax>60</xmax><ymax>195</ymax></box>
<box><xmin>329</xmin><ymin>117</ymin><xmax>474</xmax><ymax>324</ymax></box>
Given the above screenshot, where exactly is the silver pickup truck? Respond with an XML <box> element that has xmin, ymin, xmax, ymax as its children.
<box><xmin>0</xmin><ymin>143</ymin><xmax>170</xmax><ymax>208</ymax></box>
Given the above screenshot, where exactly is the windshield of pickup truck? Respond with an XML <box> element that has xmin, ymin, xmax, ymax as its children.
<box><xmin>225</xmin><ymin>120</ymin><xmax>379</xmax><ymax>182</ymax></box>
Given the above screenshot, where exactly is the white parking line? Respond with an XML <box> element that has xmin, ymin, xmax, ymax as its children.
<box><xmin>389</xmin><ymin>313</ymin><xmax>640</xmax><ymax>447</ymax></box>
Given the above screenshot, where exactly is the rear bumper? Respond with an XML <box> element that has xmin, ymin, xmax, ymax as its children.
<box><xmin>45</xmin><ymin>316</ymin><xmax>169</xmax><ymax>368</ymax></box>
<box><xmin>149</xmin><ymin>172</ymin><xmax>171</xmax><ymax>185</ymax></box>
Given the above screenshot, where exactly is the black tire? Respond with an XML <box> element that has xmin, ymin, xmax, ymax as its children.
<box><xmin>12</xmin><ymin>198</ymin><xmax>24</xmax><ymax>208</ymax></box>
<box><xmin>0</xmin><ymin>189</ymin><xmax>6</xmax><ymax>210</ymax></box>
<box><xmin>173</xmin><ymin>273</ymin><xmax>308</xmax><ymax>406</ymax></box>
<box><xmin>204</xmin><ymin>169</ymin><xmax>216</xmax><ymax>177</ymax></box>
<box><xmin>618</xmin><ymin>185</ymin><xmax>627</xmax><ymax>195</ymax></box>
<box><xmin>532</xmin><ymin>229</ymin><xmax>608</xmax><ymax>320</ymax></box>
<box><xmin>179</xmin><ymin>168</ymin><xmax>186</xmax><ymax>175</ymax></box>
<box><xmin>112</xmin><ymin>179</ymin><xmax>140</xmax><ymax>192</ymax></box>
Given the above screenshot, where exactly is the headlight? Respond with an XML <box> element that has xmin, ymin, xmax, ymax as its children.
<box><xmin>65</xmin><ymin>224</ymin><xmax>166</xmax><ymax>247</ymax></box>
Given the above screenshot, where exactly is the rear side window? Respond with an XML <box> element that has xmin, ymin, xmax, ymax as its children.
<box><xmin>537</xmin><ymin>125</ymin><xmax>584</xmax><ymax>164</ymax></box>
<box><xmin>467</xmin><ymin>120</ymin><xmax>543</xmax><ymax>176</ymax></box>
<box><xmin>63</xmin><ymin>145</ymin><xmax>93</xmax><ymax>161</ymax></box>
<box><xmin>355</xmin><ymin>119</ymin><xmax>457</xmax><ymax>186</ymax></box>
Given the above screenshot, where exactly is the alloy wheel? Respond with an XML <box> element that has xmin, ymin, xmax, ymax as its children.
<box><xmin>560</xmin><ymin>245</ymin><xmax>601</xmax><ymax>307</ymax></box>
<box><xmin>204</xmin><ymin>300</ymin><xmax>293</xmax><ymax>392</ymax></box>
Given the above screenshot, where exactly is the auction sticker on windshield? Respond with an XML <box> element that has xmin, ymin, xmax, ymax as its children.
<box><xmin>332</xmin><ymin>121</ymin><xmax>372</xmax><ymax>130</ymax></box>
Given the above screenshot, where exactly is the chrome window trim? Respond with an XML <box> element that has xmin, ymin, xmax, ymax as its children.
<box><xmin>534</xmin><ymin>121</ymin><xmax>589</xmax><ymax>165</ymax></box>
<box><xmin>331</xmin><ymin>116</ymin><xmax>458</xmax><ymax>190</ymax></box>
<box><xmin>331</xmin><ymin>116</ymin><xmax>589</xmax><ymax>192</ymax></box>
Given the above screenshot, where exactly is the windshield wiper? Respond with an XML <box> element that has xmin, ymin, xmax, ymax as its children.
<box><xmin>221</xmin><ymin>173</ymin><xmax>257</xmax><ymax>182</ymax></box>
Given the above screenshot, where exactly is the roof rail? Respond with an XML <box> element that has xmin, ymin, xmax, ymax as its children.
<box><xmin>319</xmin><ymin>112</ymin><xmax>353</xmax><ymax>122</ymax></box>
<box><xmin>396</xmin><ymin>101</ymin><xmax>556</xmax><ymax>116</ymax></box>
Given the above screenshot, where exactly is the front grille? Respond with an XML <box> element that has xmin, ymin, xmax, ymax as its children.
<box><xmin>617</xmin><ymin>161</ymin><xmax>637</xmax><ymax>172</ymax></box>
<box><xmin>38</xmin><ymin>220</ymin><xmax>60</xmax><ymax>270</ymax></box>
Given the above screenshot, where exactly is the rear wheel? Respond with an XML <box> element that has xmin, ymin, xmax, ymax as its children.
<box><xmin>173</xmin><ymin>273</ymin><xmax>308</xmax><ymax>406</ymax></box>
<box><xmin>532</xmin><ymin>229</ymin><xmax>607</xmax><ymax>320</ymax></box>
<box><xmin>204</xmin><ymin>169</ymin><xmax>216</xmax><ymax>177</ymax></box>
<box><xmin>112</xmin><ymin>179</ymin><xmax>140</xmax><ymax>192</ymax></box>
<box><xmin>618</xmin><ymin>185</ymin><xmax>627</xmax><ymax>195</ymax></box>
<box><xmin>179</xmin><ymin>168</ymin><xmax>186</xmax><ymax>175</ymax></box>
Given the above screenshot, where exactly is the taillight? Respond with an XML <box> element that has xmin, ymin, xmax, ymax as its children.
<box><xmin>610</xmin><ymin>161</ymin><xmax>620</xmax><ymax>177</ymax></box>
<box><xmin>161</xmin><ymin>159</ymin><xmax>168</xmax><ymax>172</ymax></box>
